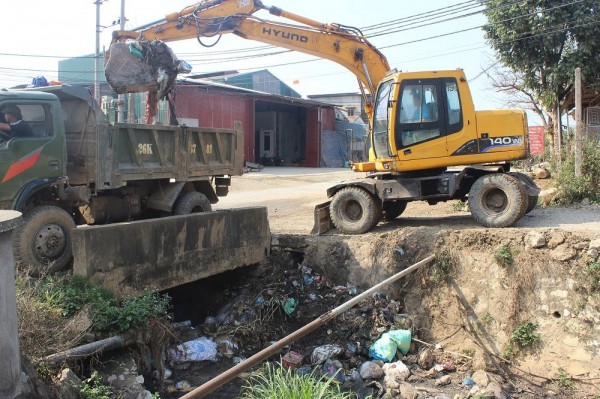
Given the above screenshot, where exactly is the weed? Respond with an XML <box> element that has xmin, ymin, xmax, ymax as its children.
<box><xmin>494</xmin><ymin>245</ymin><xmax>514</xmax><ymax>267</ymax></box>
<box><xmin>80</xmin><ymin>371</ymin><xmax>112</xmax><ymax>399</ymax></box>
<box><xmin>240</xmin><ymin>362</ymin><xmax>356</xmax><ymax>399</ymax></box>
<box><xmin>555</xmin><ymin>139</ymin><xmax>600</xmax><ymax>204</ymax></box>
<box><xmin>587</xmin><ymin>262</ymin><xmax>600</xmax><ymax>293</ymax></box>
<box><xmin>500</xmin><ymin>345</ymin><xmax>519</xmax><ymax>360</ymax></box>
<box><xmin>452</xmin><ymin>200</ymin><xmax>468</xmax><ymax>212</ymax></box>
<box><xmin>461</xmin><ymin>348</ymin><xmax>475</xmax><ymax>357</ymax></box>
<box><xmin>554</xmin><ymin>368</ymin><xmax>573</xmax><ymax>390</ymax></box>
<box><xmin>510</xmin><ymin>321</ymin><xmax>540</xmax><ymax>349</ymax></box>
<box><xmin>430</xmin><ymin>250</ymin><xmax>456</xmax><ymax>283</ymax></box>
<box><xmin>481</xmin><ymin>313</ymin><xmax>495</xmax><ymax>327</ymax></box>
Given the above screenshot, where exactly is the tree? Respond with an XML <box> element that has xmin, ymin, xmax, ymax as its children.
<box><xmin>481</xmin><ymin>0</ymin><xmax>600</xmax><ymax>153</ymax></box>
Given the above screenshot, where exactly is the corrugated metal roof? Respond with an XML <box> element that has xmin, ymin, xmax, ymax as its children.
<box><xmin>178</xmin><ymin>78</ymin><xmax>331</xmax><ymax>108</ymax></box>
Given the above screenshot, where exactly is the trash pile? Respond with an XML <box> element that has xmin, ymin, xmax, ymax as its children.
<box><xmin>156</xmin><ymin>260</ymin><xmax>514</xmax><ymax>398</ymax></box>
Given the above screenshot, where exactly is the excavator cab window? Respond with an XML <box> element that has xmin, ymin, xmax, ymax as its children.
<box><xmin>372</xmin><ymin>80</ymin><xmax>394</xmax><ymax>158</ymax></box>
<box><xmin>397</xmin><ymin>81</ymin><xmax>442</xmax><ymax>148</ymax></box>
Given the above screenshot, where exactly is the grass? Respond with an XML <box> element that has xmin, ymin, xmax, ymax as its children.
<box><xmin>80</xmin><ymin>371</ymin><xmax>112</xmax><ymax>399</ymax></box>
<box><xmin>430</xmin><ymin>250</ymin><xmax>456</xmax><ymax>283</ymax></box>
<box><xmin>554</xmin><ymin>368</ymin><xmax>573</xmax><ymax>390</ymax></box>
<box><xmin>501</xmin><ymin>321</ymin><xmax>541</xmax><ymax>360</ymax></box>
<box><xmin>16</xmin><ymin>271</ymin><xmax>171</xmax><ymax>360</ymax></box>
<box><xmin>240</xmin><ymin>362</ymin><xmax>356</xmax><ymax>399</ymax></box>
<box><xmin>494</xmin><ymin>245</ymin><xmax>514</xmax><ymax>267</ymax></box>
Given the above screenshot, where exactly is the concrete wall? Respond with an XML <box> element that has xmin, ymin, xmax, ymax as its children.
<box><xmin>72</xmin><ymin>207</ymin><xmax>270</xmax><ymax>294</ymax></box>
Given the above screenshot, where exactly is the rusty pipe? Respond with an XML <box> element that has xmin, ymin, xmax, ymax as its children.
<box><xmin>180</xmin><ymin>254</ymin><xmax>436</xmax><ymax>398</ymax></box>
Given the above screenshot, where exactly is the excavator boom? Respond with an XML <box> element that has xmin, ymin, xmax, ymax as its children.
<box><xmin>105</xmin><ymin>0</ymin><xmax>390</xmax><ymax>117</ymax></box>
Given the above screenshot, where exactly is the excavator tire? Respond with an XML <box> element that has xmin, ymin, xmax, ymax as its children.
<box><xmin>382</xmin><ymin>200</ymin><xmax>407</xmax><ymax>221</ymax></box>
<box><xmin>13</xmin><ymin>205</ymin><xmax>76</xmax><ymax>275</ymax></box>
<box><xmin>510</xmin><ymin>172</ymin><xmax>539</xmax><ymax>214</ymax></box>
<box><xmin>173</xmin><ymin>191</ymin><xmax>212</xmax><ymax>215</ymax></box>
<box><xmin>468</xmin><ymin>173</ymin><xmax>527</xmax><ymax>228</ymax></box>
<box><xmin>330</xmin><ymin>186</ymin><xmax>382</xmax><ymax>234</ymax></box>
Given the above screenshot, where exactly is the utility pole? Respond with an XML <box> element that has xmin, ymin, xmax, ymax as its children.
<box><xmin>94</xmin><ymin>0</ymin><xmax>102</xmax><ymax>104</ymax></box>
<box><xmin>117</xmin><ymin>0</ymin><xmax>126</xmax><ymax>122</ymax></box>
<box><xmin>575</xmin><ymin>67</ymin><xmax>583</xmax><ymax>177</ymax></box>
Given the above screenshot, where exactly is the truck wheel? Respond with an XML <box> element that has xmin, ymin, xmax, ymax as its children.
<box><xmin>173</xmin><ymin>192</ymin><xmax>212</xmax><ymax>215</ymax></box>
<box><xmin>13</xmin><ymin>206</ymin><xmax>76</xmax><ymax>274</ymax></box>
<box><xmin>330</xmin><ymin>187</ymin><xmax>382</xmax><ymax>234</ymax></box>
<box><xmin>510</xmin><ymin>172</ymin><xmax>538</xmax><ymax>214</ymax></box>
<box><xmin>468</xmin><ymin>174</ymin><xmax>527</xmax><ymax>228</ymax></box>
<box><xmin>382</xmin><ymin>201</ymin><xmax>407</xmax><ymax>221</ymax></box>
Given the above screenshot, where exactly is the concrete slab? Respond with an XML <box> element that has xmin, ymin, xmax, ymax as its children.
<box><xmin>72</xmin><ymin>207</ymin><xmax>269</xmax><ymax>294</ymax></box>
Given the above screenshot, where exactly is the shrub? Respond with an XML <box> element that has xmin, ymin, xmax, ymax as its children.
<box><xmin>240</xmin><ymin>362</ymin><xmax>355</xmax><ymax>399</ymax></box>
<box><xmin>494</xmin><ymin>245</ymin><xmax>514</xmax><ymax>267</ymax></box>
<box><xmin>510</xmin><ymin>321</ymin><xmax>540</xmax><ymax>348</ymax></box>
<box><xmin>555</xmin><ymin>139</ymin><xmax>600</xmax><ymax>204</ymax></box>
<box><xmin>80</xmin><ymin>371</ymin><xmax>113</xmax><ymax>399</ymax></box>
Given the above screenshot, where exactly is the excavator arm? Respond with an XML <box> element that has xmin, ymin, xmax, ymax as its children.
<box><xmin>107</xmin><ymin>0</ymin><xmax>391</xmax><ymax>116</ymax></box>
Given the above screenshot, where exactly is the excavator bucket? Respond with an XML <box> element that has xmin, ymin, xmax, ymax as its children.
<box><xmin>311</xmin><ymin>201</ymin><xmax>333</xmax><ymax>235</ymax></box>
<box><xmin>104</xmin><ymin>40</ymin><xmax>189</xmax><ymax>94</ymax></box>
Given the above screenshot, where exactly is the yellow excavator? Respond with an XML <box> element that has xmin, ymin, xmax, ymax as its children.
<box><xmin>106</xmin><ymin>0</ymin><xmax>538</xmax><ymax>235</ymax></box>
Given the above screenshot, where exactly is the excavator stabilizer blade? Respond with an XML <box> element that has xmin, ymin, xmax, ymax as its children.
<box><xmin>311</xmin><ymin>201</ymin><xmax>333</xmax><ymax>235</ymax></box>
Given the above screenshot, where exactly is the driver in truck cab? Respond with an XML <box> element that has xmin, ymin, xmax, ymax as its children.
<box><xmin>0</xmin><ymin>104</ymin><xmax>34</xmax><ymax>138</ymax></box>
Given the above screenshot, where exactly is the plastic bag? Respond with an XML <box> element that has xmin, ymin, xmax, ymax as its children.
<box><xmin>168</xmin><ymin>337</ymin><xmax>218</xmax><ymax>363</ymax></box>
<box><xmin>369</xmin><ymin>329</ymin><xmax>412</xmax><ymax>362</ymax></box>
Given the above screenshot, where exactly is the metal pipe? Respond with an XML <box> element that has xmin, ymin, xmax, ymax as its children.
<box><xmin>180</xmin><ymin>254</ymin><xmax>436</xmax><ymax>399</ymax></box>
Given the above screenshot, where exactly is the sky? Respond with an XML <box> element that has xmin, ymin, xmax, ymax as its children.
<box><xmin>0</xmin><ymin>0</ymin><xmax>508</xmax><ymax>113</ymax></box>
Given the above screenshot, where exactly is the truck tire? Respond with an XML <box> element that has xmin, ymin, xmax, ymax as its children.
<box><xmin>468</xmin><ymin>173</ymin><xmax>527</xmax><ymax>228</ymax></box>
<box><xmin>330</xmin><ymin>187</ymin><xmax>382</xmax><ymax>234</ymax></box>
<box><xmin>510</xmin><ymin>172</ymin><xmax>538</xmax><ymax>214</ymax></box>
<box><xmin>382</xmin><ymin>200</ymin><xmax>407</xmax><ymax>221</ymax></box>
<box><xmin>173</xmin><ymin>191</ymin><xmax>212</xmax><ymax>215</ymax></box>
<box><xmin>13</xmin><ymin>206</ymin><xmax>76</xmax><ymax>274</ymax></box>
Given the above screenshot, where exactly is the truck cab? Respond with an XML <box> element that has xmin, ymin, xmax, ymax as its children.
<box><xmin>0</xmin><ymin>90</ymin><xmax>66</xmax><ymax>211</ymax></box>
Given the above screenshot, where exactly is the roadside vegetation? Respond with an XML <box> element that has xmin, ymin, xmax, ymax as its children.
<box><xmin>16</xmin><ymin>270</ymin><xmax>171</xmax><ymax>360</ymax></box>
<box><xmin>555</xmin><ymin>139</ymin><xmax>600</xmax><ymax>205</ymax></box>
<box><xmin>240</xmin><ymin>362</ymin><xmax>357</xmax><ymax>399</ymax></box>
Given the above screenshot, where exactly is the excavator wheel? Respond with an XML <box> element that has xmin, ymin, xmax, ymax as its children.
<box><xmin>510</xmin><ymin>172</ymin><xmax>539</xmax><ymax>214</ymax></box>
<box><xmin>173</xmin><ymin>191</ymin><xmax>212</xmax><ymax>215</ymax></box>
<box><xmin>468</xmin><ymin>173</ymin><xmax>527</xmax><ymax>228</ymax></box>
<box><xmin>330</xmin><ymin>186</ymin><xmax>382</xmax><ymax>234</ymax></box>
<box><xmin>13</xmin><ymin>205</ymin><xmax>76</xmax><ymax>275</ymax></box>
<box><xmin>382</xmin><ymin>200</ymin><xmax>407</xmax><ymax>221</ymax></box>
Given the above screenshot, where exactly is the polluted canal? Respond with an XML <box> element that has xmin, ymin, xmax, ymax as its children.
<box><xmin>130</xmin><ymin>227</ymin><xmax>600</xmax><ymax>399</ymax></box>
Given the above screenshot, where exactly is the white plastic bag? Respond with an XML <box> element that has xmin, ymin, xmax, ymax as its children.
<box><xmin>168</xmin><ymin>337</ymin><xmax>218</xmax><ymax>363</ymax></box>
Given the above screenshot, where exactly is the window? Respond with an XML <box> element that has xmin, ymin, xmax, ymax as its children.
<box><xmin>372</xmin><ymin>80</ymin><xmax>394</xmax><ymax>157</ymax></box>
<box><xmin>397</xmin><ymin>82</ymin><xmax>441</xmax><ymax>148</ymax></box>
<box><xmin>445</xmin><ymin>80</ymin><xmax>462</xmax><ymax>133</ymax></box>
<box><xmin>2</xmin><ymin>103</ymin><xmax>53</xmax><ymax>138</ymax></box>
<box><xmin>347</xmin><ymin>107</ymin><xmax>355</xmax><ymax>117</ymax></box>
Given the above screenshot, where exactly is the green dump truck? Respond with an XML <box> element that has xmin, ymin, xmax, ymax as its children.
<box><xmin>0</xmin><ymin>85</ymin><xmax>243</xmax><ymax>273</ymax></box>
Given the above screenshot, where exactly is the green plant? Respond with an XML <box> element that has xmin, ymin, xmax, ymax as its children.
<box><xmin>500</xmin><ymin>345</ymin><xmax>519</xmax><ymax>360</ymax></box>
<box><xmin>240</xmin><ymin>362</ymin><xmax>356</xmax><ymax>399</ymax></box>
<box><xmin>481</xmin><ymin>313</ymin><xmax>495</xmax><ymax>326</ymax></box>
<box><xmin>510</xmin><ymin>321</ymin><xmax>540</xmax><ymax>349</ymax></box>
<box><xmin>431</xmin><ymin>250</ymin><xmax>456</xmax><ymax>283</ymax></box>
<box><xmin>587</xmin><ymin>262</ymin><xmax>600</xmax><ymax>293</ymax></box>
<box><xmin>452</xmin><ymin>200</ymin><xmax>468</xmax><ymax>212</ymax></box>
<box><xmin>554</xmin><ymin>368</ymin><xmax>573</xmax><ymax>390</ymax></box>
<box><xmin>555</xmin><ymin>139</ymin><xmax>600</xmax><ymax>205</ymax></box>
<box><xmin>461</xmin><ymin>348</ymin><xmax>475</xmax><ymax>357</ymax></box>
<box><xmin>80</xmin><ymin>371</ymin><xmax>113</xmax><ymax>399</ymax></box>
<box><xmin>494</xmin><ymin>245</ymin><xmax>514</xmax><ymax>267</ymax></box>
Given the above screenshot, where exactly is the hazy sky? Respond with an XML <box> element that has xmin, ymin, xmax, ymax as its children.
<box><xmin>1</xmin><ymin>0</ymin><xmax>506</xmax><ymax>111</ymax></box>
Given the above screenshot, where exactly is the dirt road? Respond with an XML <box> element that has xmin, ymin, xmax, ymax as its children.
<box><xmin>214</xmin><ymin>167</ymin><xmax>600</xmax><ymax>235</ymax></box>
